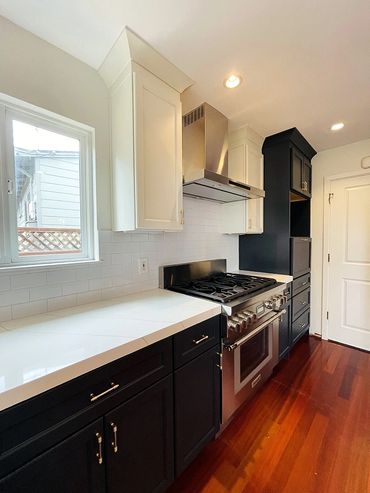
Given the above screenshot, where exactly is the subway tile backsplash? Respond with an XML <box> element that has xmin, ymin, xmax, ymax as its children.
<box><xmin>0</xmin><ymin>197</ymin><xmax>238</xmax><ymax>322</ymax></box>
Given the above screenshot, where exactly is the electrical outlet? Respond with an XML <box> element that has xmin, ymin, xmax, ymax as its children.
<box><xmin>138</xmin><ymin>258</ymin><xmax>148</xmax><ymax>274</ymax></box>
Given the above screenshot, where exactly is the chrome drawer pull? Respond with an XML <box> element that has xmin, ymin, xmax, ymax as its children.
<box><xmin>300</xmin><ymin>301</ymin><xmax>308</xmax><ymax>306</ymax></box>
<box><xmin>193</xmin><ymin>334</ymin><xmax>209</xmax><ymax>345</ymax></box>
<box><xmin>251</xmin><ymin>373</ymin><xmax>262</xmax><ymax>388</ymax></box>
<box><xmin>96</xmin><ymin>433</ymin><xmax>103</xmax><ymax>465</ymax></box>
<box><xmin>111</xmin><ymin>422</ymin><xmax>118</xmax><ymax>453</ymax></box>
<box><xmin>300</xmin><ymin>323</ymin><xmax>307</xmax><ymax>329</ymax></box>
<box><xmin>90</xmin><ymin>382</ymin><xmax>119</xmax><ymax>402</ymax></box>
<box><xmin>301</xmin><ymin>281</ymin><xmax>308</xmax><ymax>286</ymax></box>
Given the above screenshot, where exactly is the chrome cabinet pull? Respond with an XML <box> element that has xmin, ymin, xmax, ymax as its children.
<box><xmin>90</xmin><ymin>382</ymin><xmax>119</xmax><ymax>402</ymax></box>
<box><xmin>301</xmin><ymin>281</ymin><xmax>308</xmax><ymax>286</ymax></box>
<box><xmin>300</xmin><ymin>300</ymin><xmax>308</xmax><ymax>306</ymax></box>
<box><xmin>193</xmin><ymin>334</ymin><xmax>209</xmax><ymax>345</ymax></box>
<box><xmin>302</xmin><ymin>180</ymin><xmax>308</xmax><ymax>191</ymax></box>
<box><xmin>96</xmin><ymin>433</ymin><xmax>103</xmax><ymax>465</ymax></box>
<box><xmin>216</xmin><ymin>352</ymin><xmax>222</xmax><ymax>370</ymax></box>
<box><xmin>300</xmin><ymin>323</ymin><xmax>307</xmax><ymax>329</ymax></box>
<box><xmin>111</xmin><ymin>422</ymin><xmax>118</xmax><ymax>453</ymax></box>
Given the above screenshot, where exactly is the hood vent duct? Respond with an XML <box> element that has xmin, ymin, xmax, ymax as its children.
<box><xmin>182</xmin><ymin>103</ymin><xmax>265</xmax><ymax>203</ymax></box>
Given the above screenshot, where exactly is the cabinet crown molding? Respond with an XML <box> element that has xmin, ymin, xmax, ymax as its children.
<box><xmin>99</xmin><ymin>26</ymin><xmax>194</xmax><ymax>92</ymax></box>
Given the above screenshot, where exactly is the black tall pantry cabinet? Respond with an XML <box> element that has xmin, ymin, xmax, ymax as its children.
<box><xmin>239</xmin><ymin>128</ymin><xmax>316</xmax><ymax>358</ymax></box>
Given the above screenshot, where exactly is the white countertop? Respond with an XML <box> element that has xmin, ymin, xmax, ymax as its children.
<box><xmin>0</xmin><ymin>289</ymin><xmax>221</xmax><ymax>411</ymax></box>
<box><xmin>232</xmin><ymin>270</ymin><xmax>293</xmax><ymax>284</ymax></box>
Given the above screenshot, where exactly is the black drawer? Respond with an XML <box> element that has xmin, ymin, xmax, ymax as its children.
<box><xmin>292</xmin><ymin>309</ymin><xmax>310</xmax><ymax>344</ymax></box>
<box><xmin>291</xmin><ymin>237</ymin><xmax>311</xmax><ymax>278</ymax></box>
<box><xmin>173</xmin><ymin>316</ymin><xmax>220</xmax><ymax>369</ymax></box>
<box><xmin>292</xmin><ymin>288</ymin><xmax>310</xmax><ymax>321</ymax></box>
<box><xmin>0</xmin><ymin>338</ymin><xmax>172</xmax><ymax>469</ymax></box>
<box><xmin>292</xmin><ymin>273</ymin><xmax>310</xmax><ymax>296</ymax></box>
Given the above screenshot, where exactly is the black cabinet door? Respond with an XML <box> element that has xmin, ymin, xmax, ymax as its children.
<box><xmin>105</xmin><ymin>375</ymin><xmax>174</xmax><ymax>493</ymax></box>
<box><xmin>291</xmin><ymin>148</ymin><xmax>311</xmax><ymax>198</ymax></box>
<box><xmin>291</xmin><ymin>148</ymin><xmax>304</xmax><ymax>195</ymax></box>
<box><xmin>0</xmin><ymin>419</ymin><xmax>105</xmax><ymax>493</ymax></box>
<box><xmin>174</xmin><ymin>346</ymin><xmax>220</xmax><ymax>476</ymax></box>
<box><xmin>279</xmin><ymin>300</ymin><xmax>291</xmax><ymax>360</ymax></box>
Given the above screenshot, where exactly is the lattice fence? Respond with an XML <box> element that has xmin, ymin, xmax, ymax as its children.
<box><xmin>18</xmin><ymin>228</ymin><xmax>81</xmax><ymax>255</ymax></box>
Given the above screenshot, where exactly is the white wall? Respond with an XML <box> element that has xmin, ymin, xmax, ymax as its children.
<box><xmin>0</xmin><ymin>197</ymin><xmax>238</xmax><ymax>322</ymax></box>
<box><xmin>0</xmin><ymin>17</ymin><xmax>239</xmax><ymax>322</ymax></box>
<box><xmin>311</xmin><ymin>138</ymin><xmax>370</xmax><ymax>335</ymax></box>
<box><xmin>0</xmin><ymin>15</ymin><xmax>111</xmax><ymax>229</ymax></box>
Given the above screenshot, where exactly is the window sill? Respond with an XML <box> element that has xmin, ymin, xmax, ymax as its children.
<box><xmin>0</xmin><ymin>259</ymin><xmax>102</xmax><ymax>274</ymax></box>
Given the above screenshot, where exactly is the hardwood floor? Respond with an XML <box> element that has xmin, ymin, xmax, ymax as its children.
<box><xmin>168</xmin><ymin>336</ymin><xmax>370</xmax><ymax>493</ymax></box>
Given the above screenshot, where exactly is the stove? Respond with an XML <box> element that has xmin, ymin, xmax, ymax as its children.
<box><xmin>160</xmin><ymin>259</ymin><xmax>289</xmax><ymax>427</ymax></box>
<box><xmin>168</xmin><ymin>272</ymin><xmax>277</xmax><ymax>303</ymax></box>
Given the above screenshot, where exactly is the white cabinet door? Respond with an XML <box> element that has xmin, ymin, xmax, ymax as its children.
<box><xmin>133</xmin><ymin>64</ymin><xmax>183</xmax><ymax>230</ymax></box>
<box><xmin>222</xmin><ymin>136</ymin><xmax>263</xmax><ymax>234</ymax></box>
<box><xmin>228</xmin><ymin>143</ymin><xmax>246</xmax><ymax>183</ymax></box>
<box><xmin>246</xmin><ymin>142</ymin><xmax>263</xmax><ymax>234</ymax></box>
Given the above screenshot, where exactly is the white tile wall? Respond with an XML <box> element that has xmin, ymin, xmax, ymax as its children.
<box><xmin>0</xmin><ymin>197</ymin><xmax>238</xmax><ymax>322</ymax></box>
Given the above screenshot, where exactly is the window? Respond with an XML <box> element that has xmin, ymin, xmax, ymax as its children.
<box><xmin>0</xmin><ymin>93</ymin><xmax>97</xmax><ymax>267</ymax></box>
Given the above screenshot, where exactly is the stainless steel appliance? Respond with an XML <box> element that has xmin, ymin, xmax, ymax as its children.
<box><xmin>182</xmin><ymin>103</ymin><xmax>265</xmax><ymax>203</ymax></box>
<box><xmin>160</xmin><ymin>259</ymin><xmax>287</xmax><ymax>426</ymax></box>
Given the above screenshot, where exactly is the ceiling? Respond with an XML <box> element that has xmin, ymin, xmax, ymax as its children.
<box><xmin>1</xmin><ymin>0</ymin><xmax>369</xmax><ymax>151</ymax></box>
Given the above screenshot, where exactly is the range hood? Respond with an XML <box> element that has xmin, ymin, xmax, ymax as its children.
<box><xmin>182</xmin><ymin>103</ymin><xmax>265</xmax><ymax>203</ymax></box>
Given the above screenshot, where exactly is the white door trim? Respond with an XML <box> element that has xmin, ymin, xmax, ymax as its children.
<box><xmin>321</xmin><ymin>169</ymin><xmax>370</xmax><ymax>340</ymax></box>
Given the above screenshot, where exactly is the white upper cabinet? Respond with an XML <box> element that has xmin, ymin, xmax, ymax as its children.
<box><xmin>222</xmin><ymin>126</ymin><xmax>264</xmax><ymax>234</ymax></box>
<box><xmin>99</xmin><ymin>28</ymin><xmax>193</xmax><ymax>231</ymax></box>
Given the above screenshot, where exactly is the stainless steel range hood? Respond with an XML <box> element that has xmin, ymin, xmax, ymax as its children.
<box><xmin>182</xmin><ymin>103</ymin><xmax>265</xmax><ymax>203</ymax></box>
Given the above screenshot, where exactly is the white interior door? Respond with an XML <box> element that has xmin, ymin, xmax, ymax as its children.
<box><xmin>327</xmin><ymin>173</ymin><xmax>370</xmax><ymax>351</ymax></box>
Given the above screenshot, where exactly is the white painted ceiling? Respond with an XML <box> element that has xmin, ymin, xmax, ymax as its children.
<box><xmin>1</xmin><ymin>0</ymin><xmax>369</xmax><ymax>151</ymax></box>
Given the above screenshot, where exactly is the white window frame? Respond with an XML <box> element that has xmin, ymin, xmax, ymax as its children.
<box><xmin>0</xmin><ymin>92</ymin><xmax>98</xmax><ymax>268</ymax></box>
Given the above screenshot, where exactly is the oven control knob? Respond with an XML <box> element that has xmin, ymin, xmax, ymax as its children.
<box><xmin>264</xmin><ymin>299</ymin><xmax>274</xmax><ymax>309</ymax></box>
<box><xmin>230</xmin><ymin>317</ymin><xmax>241</xmax><ymax>332</ymax></box>
<box><xmin>235</xmin><ymin>316</ymin><xmax>247</xmax><ymax>329</ymax></box>
<box><xmin>244</xmin><ymin>310</ymin><xmax>257</xmax><ymax>322</ymax></box>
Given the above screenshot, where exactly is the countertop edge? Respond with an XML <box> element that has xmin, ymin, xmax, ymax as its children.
<box><xmin>0</xmin><ymin>296</ymin><xmax>221</xmax><ymax>411</ymax></box>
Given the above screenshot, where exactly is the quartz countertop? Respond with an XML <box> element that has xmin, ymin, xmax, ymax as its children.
<box><xmin>232</xmin><ymin>270</ymin><xmax>293</xmax><ymax>284</ymax></box>
<box><xmin>0</xmin><ymin>289</ymin><xmax>221</xmax><ymax>411</ymax></box>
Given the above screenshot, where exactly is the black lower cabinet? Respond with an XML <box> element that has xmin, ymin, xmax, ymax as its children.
<box><xmin>0</xmin><ymin>316</ymin><xmax>222</xmax><ymax>493</ymax></box>
<box><xmin>105</xmin><ymin>376</ymin><xmax>174</xmax><ymax>493</ymax></box>
<box><xmin>0</xmin><ymin>419</ymin><xmax>106</xmax><ymax>493</ymax></box>
<box><xmin>174</xmin><ymin>346</ymin><xmax>220</xmax><ymax>476</ymax></box>
<box><xmin>279</xmin><ymin>300</ymin><xmax>291</xmax><ymax>360</ymax></box>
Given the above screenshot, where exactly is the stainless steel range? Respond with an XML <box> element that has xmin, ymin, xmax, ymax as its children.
<box><xmin>160</xmin><ymin>259</ymin><xmax>287</xmax><ymax>426</ymax></box>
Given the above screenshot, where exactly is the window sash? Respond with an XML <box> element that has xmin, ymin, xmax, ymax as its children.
<box><xmin>0</xmin><ymin>94</ymin><xmax>97</xmax><ymax>268</ymax></box>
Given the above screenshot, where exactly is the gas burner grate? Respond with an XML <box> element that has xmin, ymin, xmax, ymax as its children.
<box><xmin>170</xmin><ymin>272</ymin><xmax>277</xmax><ymax>303</ymax></box>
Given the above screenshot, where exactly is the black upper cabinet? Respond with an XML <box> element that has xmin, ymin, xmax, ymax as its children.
<box><xmin>291</xmin><ymin>147</ymin><xmax>312</xmax><ymax>198</ymax></box>
<box><xmin>0</xmin><ymin>419</ymin><xmax>106</xmax><ymax>493</ymax></box>
<box><xmin>105</xmin><ymin>376</ymin><xmax>174</xmax><ymax>493</ymax></box>
<box><xmin>239</xmin><ymin>128</ymin><xmax>316</xmax><ymax>276</ymax></box>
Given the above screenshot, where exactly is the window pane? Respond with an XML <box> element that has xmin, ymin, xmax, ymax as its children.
<box><xmin>12</xmin><ymin>120</ymin><xmax>82</xmax><ymax>256</ymax></box>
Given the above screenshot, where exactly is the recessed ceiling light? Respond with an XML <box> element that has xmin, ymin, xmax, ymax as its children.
<box><xmin>224</xmin><ymin>74</ymin><xmax>242</xmax><ymax>89</ymax></box>
<box><xmin>331</xmin><ymin>122</ymin><xmax>344</xmax><ymax>131</ymax></box>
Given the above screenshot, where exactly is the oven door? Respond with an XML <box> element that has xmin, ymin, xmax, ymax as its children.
<box><xmin>234</xmin><ymin>322</ymin><xmax>273</xmax><ymax>393</ymax></box>
<box><xmin>221</xmin><ymin>310</ymin><xmax>284</xmax><ymax>426</ymax></box>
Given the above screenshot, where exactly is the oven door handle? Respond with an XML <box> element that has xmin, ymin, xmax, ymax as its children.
<box><xmin>225</xmin><ymin>309</ymin><xmax>286</xmax><ymax>351</ymax></box>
